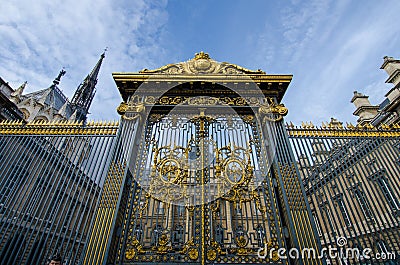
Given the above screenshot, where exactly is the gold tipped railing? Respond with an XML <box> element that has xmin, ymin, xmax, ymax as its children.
<box><xmin>0</xmin><ymin>120</ymin><xmax>120</xmax><ymax>135</ymax></box>
<box><xmin>286</xmin><ymin>121</ymin><xmax>400</xmax><ymax>137</ymax></box>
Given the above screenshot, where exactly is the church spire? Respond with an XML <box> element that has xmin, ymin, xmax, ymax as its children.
<box><xmin>71</xmin><ymin>50</ymin><xmax>105</xmax><ymax>122</ymax></box>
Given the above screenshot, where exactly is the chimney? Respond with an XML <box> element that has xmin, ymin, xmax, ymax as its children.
<box><xmin>351</xmin><ymin>91</ymin><xmax>379</xmax><ymax>125</ymax></box>
<box><xmin>381</xmin><ymin>56</ymin><xmax>400</xmax><ymax>87</ymax></box>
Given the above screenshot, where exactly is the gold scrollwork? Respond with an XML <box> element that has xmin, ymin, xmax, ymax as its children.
<box><xmin>125</xmin><ymin>237</ymin><xmax>144</xmax><ymax>261</ymax></box>
<box><xmin>217</xmin><ymin>143</ymin><xmax>259</xmax><ymax>206</ymax></box>
<box><xmin>118</xmin><ymin>101</ymin><xmax>145</xmax><ymax>120</ymax></box>
<box><xmin>206</xmin><ymin>240</ymin><xmax>225</xmax><ymax>261</ymax></box>
<box><xmin>137</xmin><ymin>193</ymin><xmax>150</xmax><ymax>218</ymax></box>
<box><xmin>159</xmin><ymin>158</ymin><xmax>185</xmax><ymax>184</ymax></box>
<box><xmin>259</xmin><ymin>97</ymin><xmax>288</xmax><ymax>122</ymax></box>
<box><xmin>117</xmin><ymin>102</ymin><xmax>128</xmax><ymax>115</ymax></box>
<box><xmin>142</xmin><ymin>95</ymin><xmax>265</xmax><ymax>107</ymax></box>
<box><xmin>180</xmin><ymin>238</ymin><xmax>199</xmax><ymax>261</ymax></box>
<box><xmin>152</xmin><ymin>234</ymin><xmax>172</xmax><ymax>254</ymax></box>
<box><xmin>147</xmin><ymin>143</ymin><xmax>190</xmax><ymax>203</ymax></box>
<box><xmin>125</xmin><ymin>248</ymin><xmax>136</xmax><ymax>260</ymax></box>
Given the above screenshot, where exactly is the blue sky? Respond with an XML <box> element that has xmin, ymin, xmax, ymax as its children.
<box><xmin>1</xmin><ymin>0</ymin><xmax>399</xmax><ymax>124</ymax></box>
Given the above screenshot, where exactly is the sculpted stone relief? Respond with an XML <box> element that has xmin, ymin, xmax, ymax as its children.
<box><xmin>140</xmin><ymin>52</ymin><xmax>265</xmax><ymax>75</ymax></box>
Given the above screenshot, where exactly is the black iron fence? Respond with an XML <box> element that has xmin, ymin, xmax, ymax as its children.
<box><xmin>0</xmin><ymin>121</ymin><xmax>118</xmax><ymax>265</ymax></box>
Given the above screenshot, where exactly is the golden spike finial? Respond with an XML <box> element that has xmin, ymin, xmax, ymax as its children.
<box><xmin>346</xmin><ymin>122</ymin><xmax>355</xmax><ymax>130</ymax></box>
<box><xmin>365</xmin><ymin>123</ymin><xmax>374</xmax><ymax>130</ymax></box>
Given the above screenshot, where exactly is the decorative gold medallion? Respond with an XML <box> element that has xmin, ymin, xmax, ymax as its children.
<box><xmin>125</xmin><ymin>248</ymin><xmax>136</xmax><ymax>260</ymax></box>
<box><xmin>207</xmin><ymin>248</ymin><xmax>217</xmax><ymax>261</ymax></box>
<box><xmin>188</xmin><ymin>247</ymin><xmax>199</xmax><ymax>260</ymax></box>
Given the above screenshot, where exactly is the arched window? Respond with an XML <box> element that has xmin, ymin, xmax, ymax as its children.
<box><xmin>20</xmin><ymin>109</ymin><xmax>30</xmax><ymax>120</ymax></box>
<box><xmin>34</xmin><ymin>116</ymin><xmax>49</xmax><ymax>122</ymax></box>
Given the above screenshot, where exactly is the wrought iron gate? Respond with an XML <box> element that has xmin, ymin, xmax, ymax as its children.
<box><xmin>116</xmin><ymin>108</ymin><xmax>288</xmax><ymax>264</ymax></box>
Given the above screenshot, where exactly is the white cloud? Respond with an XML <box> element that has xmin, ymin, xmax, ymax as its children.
<box><xmin>0</xmin><ymin>0</ymin><xmax>169</xmax><ymax>120</ymax></box>
<box><xmin>277</xmin><ymin>0</ymin><xmax>400</xmax><ymax>125</ymax></box>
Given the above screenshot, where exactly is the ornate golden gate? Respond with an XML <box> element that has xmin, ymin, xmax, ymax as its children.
<box><xmin>123</xmin><ymin>106</ymin><xmax>285</xmax><ymax>264</ymax></box>
<box><xmin>83</xmin><ymin>53</ymin><xmax>323</xmax><ymax>265</ymax></box>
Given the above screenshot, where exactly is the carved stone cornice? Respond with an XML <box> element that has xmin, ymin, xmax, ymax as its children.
<box><xmin>113</xmin><ymin>52</ymin><xmax>293</xmax><ymax>103</ymax></box>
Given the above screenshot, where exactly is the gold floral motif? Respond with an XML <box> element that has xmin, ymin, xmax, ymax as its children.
<box><xmin>125</xmin><ymin>248</ymin><xmax>136</xmax><ymax>260</ymax></box>
<box><xmin>207</xmin><ymin>248</ymin><xmax>217</xmax><ymax>261</ymax></box>
<box><xmin>188</xmin><ymin>247</ymin><xmax>199</xmax><ymax>260</ymax></box>
<box><xmin>235</xmin><ymin>235</ymin><xmax>248</xmax><ymax>248</ymax></box>
<box><xmin>118</xmin><ymin>100</ymin><xmax>145</xmax><ymax>116</ymax></box>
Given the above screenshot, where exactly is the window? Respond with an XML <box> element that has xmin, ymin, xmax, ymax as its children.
<box><xmin>234</xmin><ymin>205</ymin><xmax>242</xmax><ymax>216</ymax></box>
<box><xmin>376</xmin><ymin>178</ymin><xmax>399</xmax><ymax>211</ymax></box>
<box><xmin>376</xmin><ymin>240</ymin><xmax>389</xmax><ymax>253</ymax></box>
<box><xmin>335</xmin><ymin>196</ymin><xmax>352</xmax><ymax>227</ymax></box>
<box><xmin>324</xmin><ymin>206</ymin><xmax>333</xmax><ymax>223</ymax></box>
<box><xmin>312</xmin><ymin>212</ymin><xmax>322</xmax><ymax>236</ymax></box>
<box><xmin>352</xmin><ymin>188</ymin><xmax>373</xmax><ymax>220</ymax></box>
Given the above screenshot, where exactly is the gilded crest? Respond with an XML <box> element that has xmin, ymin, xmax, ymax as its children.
<box><xmin>139</xmin><ymin>52</ymin><xmax>265</xmax><ymax>75</ymax></box>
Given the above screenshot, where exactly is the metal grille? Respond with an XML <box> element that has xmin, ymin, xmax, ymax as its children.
<box><xmin>0</xmin><ymin>121</ymin><xmax>118</xmax><ymax>265</ymax></box>
<box><xmin>110</xmin><ymin>109</ymin><xmax>295</xmax><ymax>265</ymax></box>
<box><xmin>288</xmin><ymin>127</ymin><xmax>400</xmax><ymax>264</ymax></box>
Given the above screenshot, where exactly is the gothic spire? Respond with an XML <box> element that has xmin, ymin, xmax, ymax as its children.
<box><xmin>71</xmin><ymin>51</ymin><xmax>105</xmax><ymax>122</ymax></box>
